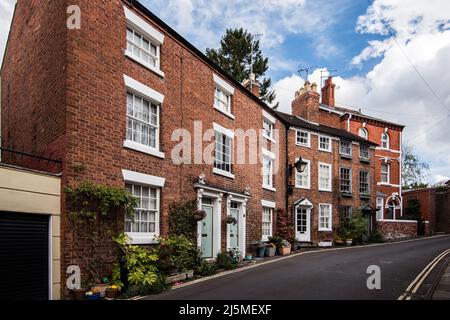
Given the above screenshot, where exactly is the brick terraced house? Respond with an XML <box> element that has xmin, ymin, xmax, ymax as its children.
<box><xmin>1</xmin><ymin>0</ymin><xmax>380</xmax><ymax>299</ymax></box>
<box><xmin>277</xmin><ymin>82</ymin><xmax>378</xmax><ymax>244</ymax></box>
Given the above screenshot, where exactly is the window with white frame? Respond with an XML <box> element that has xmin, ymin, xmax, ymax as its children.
<box><xmin>319</xmin><ymin>204</ymin><xmax>332</xmax><ymax>231</ymax></box>
<box><xmin>381</xmin><ymin>133</ymin><xmax>390</xmax><ymax>149</ymax></box>
<box><xmin>296</xmin><ymin>130</ymin><xmax>310</xmax><ymax>147</ymax></box>
<box><xmin>214</xmin><ymin>131</ymin><xmax>233</xmax><ymax>175</ymax></box>
<box><xmin>263</xmin><ymin>118</ymin><xmax>274</xmax><ymax>140</ymax></box>
<box><xmin>126</xmin><ymin>27</ymin><xmax>160</xmax><ymax>69</ymax></box>
<box><xmin>319</xmin><ymin>163</ymin><xmax>332</xmax><ymax>191</ymax></box>
<box><xmin>359</xmin><ymin>128</ymin><xmax>368</xmax><ymax>139</ymax></box>
<box><xmin>360</xmin><ymin>144</ymin><xmax>370</xmax><ymax>161</ymax></box>
<box><xmin>124</xmin><ymin>6</ymin><xmax>164</xmax><ymax>76</ymax></box>
<box><xmin>360</xmin><ymin>171</ymin><xmax>370</xmax><ymax>196</ymax></box>
<box><xmin>340</xmin><ymin>140</ymin><xmax>352</xmax><ymax>157</ymax></box>
<box><xmin>262</xmin><ymin>156</ymin><xmax>274</xmax><ymax>188</ymax></box>
<box><xmin>296</xmin><ymin>159</ymin><xmax>310</xmax><ymax>189</ymax></box>
<box><xmin>376</xmin><ymin>197</ymin><xmax>384</xmax><ymax>220</ymax></box>
<box><xmin>340</xmin><ymin>168</ymin><xmax>352</xmax><ymax>193</ymax></box>
<box><xmin>213</xmin><ymin>74</ymin><xmax>235</xmax><ymax>118</ymax></box>
<box><xmin>125</xmin><ymin>183</ymin><xmax>159</xmax><ymax>238</ymax></box>
<box><xmin>126</xmin><ymin>92</ymin><xmax>159</xmax><ymax>149</ymax></box>
<box><xmin>381</xmin><ymin>163</ymin><xmax>390</xmax><ymax>183</ymax></box>
<box><xmin>214</xmin><ymin>87</ymin><xmax>231</xmax><ymax>114</ymax></box>
<box><xmin>262</xmin><ymin>207</ymin><xmax>273</xmax><ymax>241</ymax></box>
<box><xmin>319</xmin><ymin>135</ymin><xmax>332</xmax><ymax>152</ymax></box>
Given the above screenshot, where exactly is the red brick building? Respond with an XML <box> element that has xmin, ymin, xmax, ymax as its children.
<box><xmin>277</xmin><ymin>82</ymin><xmax>377</xmax><ymax>244</ymax></box>
<box><xmin>1</xmin><ymin>0</ymin><xmax>379</xmax><ymax>299</ymax></box>
<box><xmin>318</xmin><ymin>78</ymin><xmax>405</xmax><ymax>222</ymax></box>
<box><xmin>1</xmin><ymin>0</ymin><xmax>288</xmax><ymax>298</ymax></box>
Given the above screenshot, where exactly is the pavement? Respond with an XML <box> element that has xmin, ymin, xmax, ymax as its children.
<box><xmin>432</xmin><ymin>257</ymin><xmax>450</xmax><ymax>300</ymax></box>
<box><xmin>142</xmin><ymin>235</ymin><xmax>450</xmax><ymax>300</ymax></box>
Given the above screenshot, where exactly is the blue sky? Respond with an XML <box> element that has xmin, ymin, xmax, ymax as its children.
<box><xmin>1</xmin><ymin>0</ymin><xmax>449</xmax><ymax>183</ymax></box>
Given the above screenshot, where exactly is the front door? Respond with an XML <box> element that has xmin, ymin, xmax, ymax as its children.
<box><xmin>296</xmin><ymin>206</ymin><xmax>311</xmax><ymax>242</ymax></box>
<box><xmin>201</xmin><ymin>199</ymin><xmax>214</xmax><ymax>258</ymax></box>
<box><xmin>229</xmin><ymin>202</ymin><xmax>239</xmax><ymax>250</ymax></box>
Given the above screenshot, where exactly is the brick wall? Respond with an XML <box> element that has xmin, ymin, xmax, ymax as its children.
<box><xmin>377</xmin><ymin>220</ymin><xmax>417</xmax><ymax>240</ymax></box>
<box><xmin>1</xmin><ymin>0</ymin><xmax>68</xmax><ymax>161</ymax></box>
<box><xmin>403</xmin><ymin>188</ymin><xmax>436</xmax><ymax>232</ymax></box>
<box><xmin>436</xmin><ymin>189</ymin><xmax>450</xmax><ymax>233</ymax></box>
<box><xmin>286</xmin><ymin>124</ymin><xmax>376</xmax><ymax>244</ymax></box>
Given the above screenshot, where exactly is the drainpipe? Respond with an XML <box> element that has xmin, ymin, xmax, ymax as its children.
<box><xmin>285</xmin><ymin>124</ymin><xmax>290</xmax><ymax>215</ymax></box>
<box><xmin>399</xmin><ymin>130</ymin><xmax>403</xmax><ymax>217</ymax></box>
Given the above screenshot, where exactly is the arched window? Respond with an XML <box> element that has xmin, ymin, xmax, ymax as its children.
<box><xmin>381</xmin><ymin>133</ymin><xmax>390</xmax><ymax>149</ymax></box>
<box><xmin>359</xmin><ymin>128</ymin><xmax>368</xmax><ymax>139</ymax></box>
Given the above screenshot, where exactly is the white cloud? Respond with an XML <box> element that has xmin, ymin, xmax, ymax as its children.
<box><xmin>0</xmin><ymin>0</ymin><xmax>15</xmax><ymax>63</ymax></box>
<box><xmin>273</xmin><ymin>0</ymin><xmax>450</xmax><ymax>184</ymax></box>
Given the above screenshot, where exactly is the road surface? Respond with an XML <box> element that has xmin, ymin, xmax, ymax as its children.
<box><xmin>145</xmin><ymin>235</ymin><xmax>450</xmax><ymax>300</ymax></box>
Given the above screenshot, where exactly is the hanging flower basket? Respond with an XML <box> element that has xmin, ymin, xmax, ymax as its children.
<box><xmin>193</xmin><ymin>210</ymin><xmax>206</xmax><ymax>221</ymax></box>
<box><xmin>225</xmin><ymin>216</ymin><xmax>238</xmax><ymax>225</ymax></box>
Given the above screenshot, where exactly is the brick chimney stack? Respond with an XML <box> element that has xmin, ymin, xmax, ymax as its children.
<box><xmin>243</xmin><ymin>73</ymin><xmax>261</xmax><ymax>98</ymax></box>
<box><xmin>321</xmin><ymin>76</ymin><xmax>336</xmax><ymax>107</ymax></box>
<box><xmin>291</xmin><ymin>81</ymin><xmax>320</xmax><ymax>122</ymax></box>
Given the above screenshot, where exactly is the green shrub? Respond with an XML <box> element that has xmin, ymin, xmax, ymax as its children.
<box><xmin>114</xmin><ymin>233</ymin><xmax>159</xmax><ymax>287</ymax></box>
<box><xmin>158</xmin><ymin>235</ymin><xmax>202</xmax><ymax>273</ymax></box>
<box><xmin>195</xmin><ymin>260</ymin><xmax>217</xmax><ymax>276</ymax></box>
<box><xmin>268</xmin><ymin>236</ymin><xmax>283</xmax><ymax>246</ymax></box>
<box><xmin>120</xmin><ymin>275</ymin><xmax>169</xmax><ymax>298</ymax></box>
<box><xmin>216</xmin><ymin>251</ymin><xmax>238</xmax><ymax>270</ymax></box>
<box><xmin>344</xmin><ymin>212</ymin><xmax>368</xmax><ymax>244</ymax></box>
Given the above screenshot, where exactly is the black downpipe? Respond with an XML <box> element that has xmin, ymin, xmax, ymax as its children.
<box><xmin>285</xmin><ymin>124</ymin><xmax>290</xmax><ymax>214</ymax></box>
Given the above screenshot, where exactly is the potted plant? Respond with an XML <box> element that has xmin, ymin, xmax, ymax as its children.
<box><xmin>265</xmin><ymin>243</ymin><xmax>277</xmax><ymax>257</ymax></box>
<box><xmin>193</xmin><ymin>209</ymin><xmax>206</xmax><ymax>221</ymax></box>
<box><xmin>71</xmin><ymin>278</ymin><xmax>90</xmax><ymax>300</ymax></box>
<box><xmin>255</xmin><ymin>241</ymin><xmax>266</xmax><ymax>258</ymax></box>
<box><xmin>85</xmin><ymin>289</ymin><xmax>101</xmax><ymax>300</ymax></box>
<box><xmin>105</xmin><ymin>285</ymin><xmax>120</xmax><ymax>299</ymax></box>
<box><xmin>278</xmin><ymin>240</ymin><xmax>292</xmax><ymax>256</ymax></box>
<box><xmin>225</xmin><ymin>216</ymin><xmax>237</xmax><ymax>225</ymax></box>
<box><xmin>345</xmin><ymin>230</ymin><xmax>354</xmax><ymax>246</ymax></box>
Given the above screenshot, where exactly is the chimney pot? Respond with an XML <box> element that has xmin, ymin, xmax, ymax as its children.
<box><xmin>321</xmin><ymin>76</ymin><xmax>336</xmax><ymax>107</ymax></box>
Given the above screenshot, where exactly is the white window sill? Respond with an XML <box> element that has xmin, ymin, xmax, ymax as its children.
<box><xmin>262</xmin><ymin>236</ymin><xmax>272</xmax><ymax>242</ymax></box>
<box><xmin>125</xmin><ymin>50</ymin><xmax>165</xmax><ymax>78</ymax></box>
<box><xmin>126</xmin><ymin>233</ymin><xmax>159</xmax><ymax>245</ymax></box>
<box><xmin>295</xmin><ymin>185</ymin><xmax>311</xmax><ymax>190</ymax></box>
<box><xmin>319</xmin><ymin>188</ymin><xmax>332</xmax><ymax>193</ymax></box>
<box><xmin>213</xmin><ymin>105</ymin><xmax>235</xmax><ymax>120</ymax></box>
<box><xmin>318</xmin><ymin>228</ymin><xmax>333</xmax><ymax>232</ymax></box>
<box><xmin>263</xmin><ymin>185</ymin><xmax>277</xmax><ymax>192</ymax></box>
<box><xmin>263</xmin><ymin>135</ymin><xmax>277</xmax><ymax>144</ymax></box>
<box><xmin>319</xmin><ymin>148</ymin><xmax>332</xmax><ymax>153</ymax></box>
<box><xmin>296</xmin><ymin>143</ymin><xmax>311</xmax><ymax>148</ymax></box>
<box><xmin>124</xmin><ymin>140</ymin><xmax>165</xmax><ymax>159</ymax></box>
<box><xmin>213</xmin><ymin>167</ymin><xmax>235</xmax><ymax>179</ymax></box>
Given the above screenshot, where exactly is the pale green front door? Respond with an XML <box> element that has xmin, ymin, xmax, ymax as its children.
<box><xmin>229</xmin><ymin>202</ymin><xmax>239</xmax><ymax>250</ymax></box>
<box><xmin>201</xmin><ymin>201</ymin><xmax>214</xmax><ymax>258</ymax></box>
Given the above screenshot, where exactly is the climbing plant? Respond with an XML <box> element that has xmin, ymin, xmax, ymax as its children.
<box><xmin>64</xmin><ymin>181</ymin><xmax>138</xmax><ymax>220</ymax></box>
<box><xmin>168</xmin><ymin>200</ymin><xmax>198</xmax><ymax>240</ymax></box>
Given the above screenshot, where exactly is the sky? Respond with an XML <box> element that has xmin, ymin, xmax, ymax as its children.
<box><xmin>0</xmin><ymin>0</ymin><xmax>449</xmax><ymax>184</ymax></box>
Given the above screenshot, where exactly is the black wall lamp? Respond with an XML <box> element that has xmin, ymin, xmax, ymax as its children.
<box><xmin>288</xmin><ymin>157</ymin><xmax>308</xmax><ymax>195</ymax></box>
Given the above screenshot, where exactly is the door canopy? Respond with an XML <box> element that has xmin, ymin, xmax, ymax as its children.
<box><xmin>294</xmin><ymin>198</ymin><xmax>314</xmax><ymax>208</ymax></box>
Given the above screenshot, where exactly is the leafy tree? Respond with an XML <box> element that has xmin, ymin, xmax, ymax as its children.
<box><xmin>402</xmin><ymin>145</ymin><xmax>430</xmax><ymax>190</ymax></box>
<box><xmin>206</xmin><ymin>28</ymin><xmax>277</xmax><ymax>106</ymax></box>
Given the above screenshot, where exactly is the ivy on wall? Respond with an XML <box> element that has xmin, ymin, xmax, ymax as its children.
<box><xmin>168</xmin><ymin>200</ymin><xmax>198</xmax><ymax>241</ymax></box>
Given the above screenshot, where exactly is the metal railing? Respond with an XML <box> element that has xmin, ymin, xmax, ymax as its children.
<box><xmin>0</xmin><ymin>147</ymin><xmax>62</xmax><ymax>175</ymax></box>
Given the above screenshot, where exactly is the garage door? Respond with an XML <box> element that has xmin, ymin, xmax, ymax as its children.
<box><xmin>0</xmin><ymin>212</ymin><xmax>49</xmax><ymax>300</ymax></box>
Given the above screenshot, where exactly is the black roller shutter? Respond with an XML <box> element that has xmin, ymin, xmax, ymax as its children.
<box><xmin>0</xmin><ymin>212</ymin><xmax>49</xmax><ymax>300</ymax></box>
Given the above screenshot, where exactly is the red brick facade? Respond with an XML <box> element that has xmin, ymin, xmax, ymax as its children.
<box><xmin>376</xmin><ymin>220</ymin><xmax>417</xmax><ymax>240</ymax></box>
<box><xmin>1</xmin><ymin>1</ymin><xmax>399</xmax><ymax>299</ymax></box>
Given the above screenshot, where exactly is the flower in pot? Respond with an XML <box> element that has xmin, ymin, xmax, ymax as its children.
<box><xmin>225</xmin><ymin>216</ymin><xmax>238</xmax><ymax>225</ymax></box>
<box><xmin>193</xmin><ymin>209</ymin><xmax>206</xmax><ymax>221</ymax></box>
<box><xmin>105</xmin><ymin>285</ymin><xmax>120</xmax><ymax>299</ymax></box>
<box><xmin>345</xmin><ymin>231</ymin><xmax>354</xmax><ymax>246</ymax></box>
<box><xmin>85</xmin><ymin>289</ymin><xmax>101</xmax><ymax>300</ymax></box>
